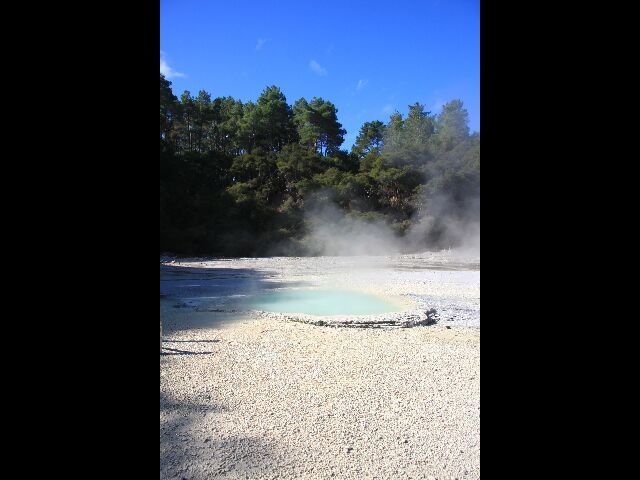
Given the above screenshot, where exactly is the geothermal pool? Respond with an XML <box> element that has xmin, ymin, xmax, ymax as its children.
<box><xmin>249</xmin><ymin>288</ymin><xmax>401</xmax><ymax>316</ymax></box>
<box><xmin>160</xmin><ymin>252</ymin><xmax>480</xmax><ymax>328</ymax></box>
<box><xmin>161</xmin><ymin>253</ymin><xmax>480</xmax><ymax>479</ymax></box>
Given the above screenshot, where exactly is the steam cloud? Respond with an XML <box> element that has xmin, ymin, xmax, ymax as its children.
<box><xmin>286</xmin><ymin>189</ymin><xmax>479</xmax><ymax>258</ymax></box>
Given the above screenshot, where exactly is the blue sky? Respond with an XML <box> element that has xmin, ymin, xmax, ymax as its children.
<box><xmin>160</xmin><ymin>0</ymin><xmax>479</xmax><ymax>150</ymax></box>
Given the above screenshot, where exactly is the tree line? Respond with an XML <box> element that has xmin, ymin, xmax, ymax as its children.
<box><xmin>160</xmin><ymin>74</ymin><xmax>479</xmax><ymax>256</ymax></box>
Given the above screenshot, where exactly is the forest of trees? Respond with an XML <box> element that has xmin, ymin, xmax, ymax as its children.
<box><xmin>160</xmin><ymin>74</ymin><xmax>479</xmax><ymax>256</ymax></box>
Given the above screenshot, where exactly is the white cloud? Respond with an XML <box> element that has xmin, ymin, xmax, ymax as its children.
<box><xmin>381</xmin><ymin>104</ymin><xmax>395</xmax><ymax>114</ymax></box>
<box><xmin>256</xmin><ymin>38</ymin><xmax>268</xmax><ymax>51</ymax></box>
<box><xmin>356</xmin><ymin>79</ymin><xmax>369</xmax><ymax>91</ymax></box>
<box><xmin>160</xmin><ymin>52</ymin><xmax>185</xmax><ymax>79</ymax></box>
<box><xmin>430</xmin><ymin>98</ymin><xmax>446</xmax><ymax>113</ymax></box>
<box><xmin>309</xmin><ymin>60</ymin><xmax>327</xmax><ymax>76</ymax></box>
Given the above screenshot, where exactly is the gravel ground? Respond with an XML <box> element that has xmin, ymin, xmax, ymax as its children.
<box><xmin>160</xmin><ymin>252</ymin><xmax>480</xmax><ymax>479</ymax></box>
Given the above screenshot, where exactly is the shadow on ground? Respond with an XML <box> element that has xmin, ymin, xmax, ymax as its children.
<box><xmin>161</xmin><ymin>266</ymin><xmax>281</xmax><ymax>478</ymax></box>
<box><xmin>160</xmin><ymin>391</ymin><xmax>274</xmax><ymax>479</ymax></box>
<box><xmin>163</xmin><ymin>339</ymin><xmax>219</xmax><ymax>343</ymax></box>
<box><xmin>160</xmin><ymin>265</ymin><xmax>308</xmax><ymax>333</ymax></box>
<box><xmin>161</xmin><ymin>346</ymin><xmax>214</xmax><ymax>356</ymax></box>
<box><xmin>160</xmin><ymin>338</ymin><xmax>220</xmax><ymax>355</ymax></box>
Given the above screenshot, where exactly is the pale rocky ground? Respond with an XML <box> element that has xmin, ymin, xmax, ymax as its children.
<box><xmin>160</xmin><ymin>251</ymin><xmax>479</xmax><ymax>479</ymax></box>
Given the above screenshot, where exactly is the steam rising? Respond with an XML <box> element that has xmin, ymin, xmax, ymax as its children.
<box><xmin>302</xmin><ymin>202</ymin><xmax>401</xmax><ymax>256</ymax></box>
<box><xmin>289</xmin><ymin>190</ymin><xmax>479</xmax><ymax>258</ymax></box>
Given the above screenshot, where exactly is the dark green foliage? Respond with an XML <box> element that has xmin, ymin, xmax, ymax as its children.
<box><xmin>160</xmin><ymin>74</ymin><xmax>178</xmax><ymax>141</ymax></box>
<box><xmin>352</xmin><ymin>120</ymin><xmax>385</xmax><ymax>159</ymax></box>
<box><xmin>160</xmin><ymin>75</ymin><xmax>479</xmax><ymax>255</ymax></box>
<box><xmin>293</xmin><ymin>97</ymin><xmax>346</xmax><ymax>156</ymax></box>
<box><xmin>382</xmin><ymin>103</ymin><xmax>435</xmax><ymax>166</ymax></box>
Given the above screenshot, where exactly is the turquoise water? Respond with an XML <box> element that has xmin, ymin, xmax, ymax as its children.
<box><xmin>249</xmin><ymin>288</ymin><xmax>400</xmax><ymax>316</ymax></box>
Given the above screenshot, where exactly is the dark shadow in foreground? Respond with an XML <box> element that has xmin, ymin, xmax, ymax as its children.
<box><xmin>161</xmin><ymin>346</ymin><xmax>214</xmax><ymax>355</ymax></box>
<box><xmin>163</xmin><ymin>339</ymin><xmax>220</xmax><ymax>343</ymax></box>
<box><xmin>160</xmin><ymin>265</ymin><xmax>309</xmax><ymax>333</ymax></box>
<box><xmin>160</xmin><ymin>391</ymin><xmax>275</xmax><ymax>479</ymax></box>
